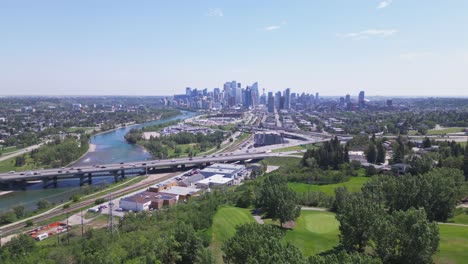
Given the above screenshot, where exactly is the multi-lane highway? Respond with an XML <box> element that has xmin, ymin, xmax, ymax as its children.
<box><xmin>0</xmin><ymin>151</ymin><xmax>298</xmax><ymax>183</ymax></box>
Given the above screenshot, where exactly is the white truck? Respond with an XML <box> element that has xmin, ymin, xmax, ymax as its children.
<box><xmin>35</xmin><ymin>233</ymin><xmax>48</xmax><ymax>241</ymax></box>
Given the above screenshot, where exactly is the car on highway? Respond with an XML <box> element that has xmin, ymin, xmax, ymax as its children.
<box><xmin>171</xmin><ymin>159</ymin><xmax>176</xmax><ymax>162</ymax></box>
<box><xmin>57</xmin><ymin>170</ymin><xmax>62</xmax><ymax>173</ymax></box>
<box><xmin>101</xmin><ymin>166</ymin><xmax>106</xmax><ymax>169</ymax></box>
<box><xmin>142</xmin><ymin>163</ymin><xmax>146</xmax><ymax>165</ymax></box>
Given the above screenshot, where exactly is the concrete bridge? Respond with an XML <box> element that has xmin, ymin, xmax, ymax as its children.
<box><xmin>0</xmin><ymin>151</ymin><xmax>289</xmax><ymax>188</ymax></box>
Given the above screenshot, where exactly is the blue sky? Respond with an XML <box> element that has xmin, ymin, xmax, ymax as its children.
<box><xmin>1</xmin><ymin>0</ymin><xmax>467</xmax><ymax>96</ymax></box>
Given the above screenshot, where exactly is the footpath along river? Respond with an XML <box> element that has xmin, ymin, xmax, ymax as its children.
<box><xmin>0</xmin><ymin>111</ymin><xmax>196</xmax><ymax>212</ymax></box>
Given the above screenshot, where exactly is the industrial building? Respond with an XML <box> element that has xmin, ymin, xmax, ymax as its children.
<box><xmin>195</xmin><ymin>174</ymin><xmax>233</xmax><ymax>189</ymax></box>
<box><xmin>199</xmin><ymin>163</ymin><xmax>245</xmax><ymax>179</ymax></box>
<box><xmin>119</xmin><ymin>191</ymin><xmax>178</xmax><ymax>212</ymax></box>
<box><xmin>159</xmin><ymin>186</ymin><xmax>201</xmax><ymax>201</ymax></box>
<box><xmin>254</xmin><ymin>132</ymin><xmax>284</xmax><ymax>147</ymax></box>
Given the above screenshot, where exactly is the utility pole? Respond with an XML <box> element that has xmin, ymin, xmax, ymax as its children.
<box><xmin>57</xmin><ymin>223</ymin><xmax>60</xmax><ymax>245</ymax></box>
<box><xmin>107</xmin><ymin>192</ymin><xmax>118</xmax><ymax>236</ymax></box>
<box><xmin>81</xmin><ymin>209</ymin><xmax>84</xmax><ymax>237</ymax></box>
<box><xmin>66</xmin><ymin>209</ymin><xmax>70</xmax><ymax>245</ymax></box>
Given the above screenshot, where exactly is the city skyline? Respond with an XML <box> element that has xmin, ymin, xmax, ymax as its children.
<box><xmin>1</xmin><ymin>1</ymin><xmax>468</xmax><ymax>96</ymax></box>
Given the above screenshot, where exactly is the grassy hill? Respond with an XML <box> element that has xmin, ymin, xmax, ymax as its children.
<box><xmin>288</xmin><ymin>177</ymin><xmax>369</xmax><ymax>196</ymax></box>
<box><xmin>210</xmin><ymin>206</ymin><xmax>254</xmax><ymax>263</ymax></box>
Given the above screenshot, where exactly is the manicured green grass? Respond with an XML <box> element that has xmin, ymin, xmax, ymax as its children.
<box><xmin>262</xmin><ymin>157</ymin><xmax>302</xmax><ymax>167</ymax></box>
<box><xmin>427</xmin><ymin>127</ymin><xmax>465</xmax><ymax>135</ymax></box>
<box><xmin>210</xmin><ymin>206</ymin><xmax>254</xmax><ymax>263</ymax></box>
<box><xmin>449</xmin><ymin>209</ymin><xmax>468</xmax><ymax>225</ymax></box>
<box><xmin>284</xmin><ymin>211</ymin><xmax>339</xmax><ymax>256</ymax></box>
<box><xmin>0</xmin><ymin>154</ymin><xmax>42</xmax><ymax>173</ymax></box>
<box><xmin>0</xmin><ymin>146</ymin><xmax>19</xmax><ymax>155</ymax></box>
<box><xmin>272</xmin><ymin>144</ymin><xmax>317</xmax><ymax>153</ymax></box>
<box><xmin>288</xmin><ymin>177</ymin><xmax>369</xmax><ymax>196</ymax></box>
<box><xmin>434</xmin><ymin>224</ymin><xmax>468</xmax><ymax>264</ymax></box>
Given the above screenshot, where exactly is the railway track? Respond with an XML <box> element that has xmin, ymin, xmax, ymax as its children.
<box><xmin>0</xmin><ymin>172</ymin><xmax>177</xmax><ymax>237</ymax></box>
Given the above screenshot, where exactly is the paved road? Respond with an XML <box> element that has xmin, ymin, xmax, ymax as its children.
<box><xmin>0</xmin><ymin>137</ymin><xmax>327</xmax><ymax>183</ymax></box>
<box><xmin>0</xmin><ymin>142</ymin><xmax>45</xmax><ymax>162</ymax></box>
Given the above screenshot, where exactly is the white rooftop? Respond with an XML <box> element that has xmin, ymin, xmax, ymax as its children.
<box><xmin>159</xmin><ymin>186</ymin><xmax>200</xmax><ymax>196</ymax></box>
<box><xmin>196</xmin><ymin>174</ymin><xmax>233</xmax><ymax>185</ymax></box>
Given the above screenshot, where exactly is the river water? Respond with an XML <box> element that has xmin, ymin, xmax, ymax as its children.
<box><xmin>0</xmin><ymin>111</ymin><xmax>196</xmax><ymax>212</ymax></box>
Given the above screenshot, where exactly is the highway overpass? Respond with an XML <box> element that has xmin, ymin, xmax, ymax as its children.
<box><xmin>0</xmin><ymin>151</ymin><xmax>294</xmax><ymax>188</ymax></box>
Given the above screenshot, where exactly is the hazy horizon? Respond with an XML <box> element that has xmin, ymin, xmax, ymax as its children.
<box><xmin>1</xmin><ymin>1</ymin><xmax>467</xmax><ymax>96</ymax></box>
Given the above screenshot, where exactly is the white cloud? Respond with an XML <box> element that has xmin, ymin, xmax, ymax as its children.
<box><xmin>206</xmin><ymin>8</ymin><xmax>223</xmax><ymax>17</ymax></box>
<box><xmin>337</xmin><ymin>29</ymin><xmax>398</xmax><ymax>39</ymax></box>
<box><xmin>399</xmin><ymin>52</ymin><xmax>438</xmax><ymax>60</ymax></box>
<box><xmin>264</xmin><ymin>25</ymin><xmax>280</xmax><ymax>31</ymax></box>
<box><xmin>263</xmin><ymin>21</ymin><xmax>286</xmax><ymax>32</ymax></box>
<box><xmin>377</xmin><ymin>0</ymin><xmax>393</xmax><ymax>9</ymax></box>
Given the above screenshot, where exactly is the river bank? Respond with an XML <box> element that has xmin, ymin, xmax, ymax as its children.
<box><xmin>0</xmin><ymin>111</ymin><xmax>196</xmax><ymax>212</ymax></box>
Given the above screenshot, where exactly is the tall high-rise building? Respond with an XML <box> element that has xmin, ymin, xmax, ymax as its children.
<box><xmin>345</xmin><ymin>94</ymin><xmax>351</xmax><ymax>104</ymax></box>
<box><xmin>260</xmin><ymin>88</ymin><xmax>267</xmax><ymax>105</ymax></box>
<box><xmin>267</xmin><ymin>92</ymin><xmax>274</xmax><ymax>113</ymax></box>
<box><xmin>186</xmin><ymin>87</ymin><xmax>192</xmax><ymax>97</ymax></box>
<box><xmin>284</xmin><ymin>88</ymin><xmax>291</xmax><ymax>109</ymax></box>
<box><xmin>358</xmin><ymin>90</ymin><xmax>365</xmax><ymax>108</ymax></box>
<box><xmin>213</xmin><ymin>88</ymin><xmax>220</xmax><ymax>103</ymax></box>
<box><xmin>243</xmin><ymin>87</ymin><xmax>252</xmax><ymax>108</ymax></box>
<box><xmin>251</xmin><ymin>82</ymin><xmax>259</xmax><ymax>106</ymax></box>
<box><xmin>315</xmin><ymin>92</ymin><xmax>319</xmax><ymax>100</ymax></box>
<box><xmin>275</xmin><ymin>91</ymin><xmax>282</xmax><ymax>109</ymax></box>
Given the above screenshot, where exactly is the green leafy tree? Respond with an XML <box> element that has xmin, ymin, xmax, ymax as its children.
<box><xmin>463</xmin><ymin>143</ymin><xmax>468</xmax><ymax>181</ymax></box>
<box><xmin>336</xmin><ymin>193</ymin><xmax>381</xmax><ymax>252</ymax></box>
<box><xmin>372</xmin><ymin>208</ymin><xmax>439</xmax><ymax>264</ymax></box>
<box><xmin>222</xmin><ymin>223</ymin><xmax>305</xmax><ymax>264</ymax></box>
<box><xmin>422</xmin><ymin>137</ymin><xmax>432</xmax><ymax>148</ymax></box>
<box><xmin>2</xmin><ymin>234</ymin><xmax>37</xmax><ymax>258</ymax></box>
<box><xmin>12</xmin><ymin>204</ymin><xmax>25</xmax><ymax>219</ymax></box>
<box><xmin>36</xmin><ymin>199</ymin><xmax>51</xmax><ymax>210</ymax></box>
<box><xmin>256</xmin><ymin>174</ymin><xmax>301</xmax><ymax>227</ymax></box>
<box><xmin>309</xmin><ymin>251</ymin><xmax>381</xmax><ymax>264</ymax></box>
<box><xmin>363</xmin><ymin>168</ymin><xmax>463</xmax><ymax>221</ymax></box>
<box><xmin>366</xmin><ymin>142</ymin><xmax>377</xmax><ymax>163</ymax></box>
<box><xmin>376</xmin><ymin>142</ymin><xmax>386</xmax><ymax>164</ymax></box>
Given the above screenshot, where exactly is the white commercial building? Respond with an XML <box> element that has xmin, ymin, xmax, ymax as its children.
<box><xmin>195</xmin><ymin>174</ymin><xmax>233</xmax><ymax>189</ymax></box>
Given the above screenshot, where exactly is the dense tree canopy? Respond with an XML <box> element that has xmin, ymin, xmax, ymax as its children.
<box><xmin>222</xmin><ymin>223</ymin><xmax>306</xmax><ymax>264</ymax></box>
<box><xmin>256</xmin><ymin>173</ymin><xmax>301</xmax><ymax>227</ymax></box>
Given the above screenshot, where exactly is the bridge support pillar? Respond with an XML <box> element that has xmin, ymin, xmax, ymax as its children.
<box><xmin>121</xmin><ymin>170</ymin><xmax>126</xmax><ymax>180</ymax></box>
<box><xmin>79</xmin><ymin>173</ymin><xmax>91</xmax><ymax>186</ymax></box>
<box><xmin>43</xmin><ymin>177</ymin><xmax>58</xmax><ymax>188</ymax></box>
<box><xmin>171</xmin><ymin>165</ymin><xmax>177</xmax><ymax>172</ymax></box>
<box><xmin>181</xmin><ymin>164</ymin><xmax>185</xmax><ymax>170</ymax></box>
